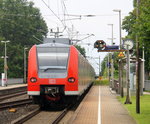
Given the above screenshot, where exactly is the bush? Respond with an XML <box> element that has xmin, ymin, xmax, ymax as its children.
<box><xmin>94</xmin><ymin>79</ymin><xmax>109</xmax><ymax>85</ymax></box>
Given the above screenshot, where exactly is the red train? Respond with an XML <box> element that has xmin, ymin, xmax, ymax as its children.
<box><xmin>27</xmin><ymin>42</ymin><xmax>95</xmax><ymax>107</ymax></box>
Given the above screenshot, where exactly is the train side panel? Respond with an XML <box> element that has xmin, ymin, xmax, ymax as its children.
<box><xmin>78</xmin><ymin>53</ymin><xmax>95</xmax><ymax>95</ymax></box>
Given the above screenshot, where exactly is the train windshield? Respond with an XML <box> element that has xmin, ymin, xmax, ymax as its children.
<box><xmin>37</xmin><ymin>47</ymin><xmax>70</xmax><ymax>78</ymax></box>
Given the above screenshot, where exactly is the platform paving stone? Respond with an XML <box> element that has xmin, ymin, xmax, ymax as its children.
<box><xmin>101</xmin><ymin>86</ymin><xmax>136</xmax><ymax>124</ymax></box>
<box><xmin>70</xmin><ymin>86</ymin><xmax>136</xmax><ymax>124</ymax></box>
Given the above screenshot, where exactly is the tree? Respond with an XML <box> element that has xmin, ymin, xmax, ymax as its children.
<box><xmin>122</xmin><ymin>11</ymin><xmax>136</xmax><ymax>40</ymax></box>
<box><xmin>0</xmin><ymin>0</ymin><xmax>48</xmax><ymax>45</ymax></box>
<box><xmin>75</xmin><ymin>45</ymin><xmax>86</xmax><ymax>57</ymax></box>
<box><xmin>122</xmin><ymin>0</ymin><xmax>150</xmax><ymax>74</ymax></box>
<box><xmin>0</xmin><ymin>0</ymin><xmax>48</xmax><ymax>78</ymax></box>
<box><xmin>138</xmin><ymin>0</ymin><xmax>150</xmax><ymax>73</ymax></box>
<box><xmin>101</xmin><ymin>52</ymin><xmax>119</xmax><ymax>79</ymax></box>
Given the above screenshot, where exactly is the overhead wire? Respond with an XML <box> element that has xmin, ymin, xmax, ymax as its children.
<box><xmin>61</xmin><ymin>0</ymin><xmax>76</xmax><ymax>39</ymax></box>
<box><xmin>40</xmin><ymin>0</ymin><xmax>70</xmax><ymax>35</ymax></box>
<box><xmin>61</xmin><ymin>0</ymin><xmax>80</xmax><ymax>40</ymax></box>
<box><xmin>41</xmin><ymin>0</ymin><xmax>62</xmax><ymax>23</ymax></box>
<box><xmin>57</xmin><ymin>0</ymin><xmax>60</xmax><ymax>18</ymax></box>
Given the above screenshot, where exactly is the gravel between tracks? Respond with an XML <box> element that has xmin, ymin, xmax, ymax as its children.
<box><xmin>0</xmin><ymin>94</ymin><xmax>29</xmax><ymax>103</ymax></box>
<box><xmin>0</xmin><ymin>104</ymin><xmax>39</xmax><ymax>124</ymax></box>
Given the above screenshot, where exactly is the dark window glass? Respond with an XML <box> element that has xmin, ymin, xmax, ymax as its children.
<box><xmin>37</xmin><ymin>47</ymin><xmax>69</xmax><ymax>78</ymax></box>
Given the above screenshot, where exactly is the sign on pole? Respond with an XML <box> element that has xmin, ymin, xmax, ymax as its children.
<box><xmin>118</xmin><ymin>52</ymin><xmax>125</xmax><ymax>58</ymax></box>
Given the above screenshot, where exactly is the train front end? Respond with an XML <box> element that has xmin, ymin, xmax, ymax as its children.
<box><xmin>27</xmin><ymin>43</ymin><xmax>78</xmax><ymax>106</ymax></box>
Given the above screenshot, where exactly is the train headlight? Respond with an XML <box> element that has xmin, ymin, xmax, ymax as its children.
<box><xmin>30</xmin><ymin>77</ymin><xmax>37</xmax><ymax>83</ymax></box>
<box><xmin>68</xmin><ymin>77</ymin><xmax>75</xmax><ymax>83</ymax></box>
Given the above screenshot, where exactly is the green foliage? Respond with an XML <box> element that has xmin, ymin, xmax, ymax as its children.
<box><xmin>0</xmin><ymin>0</ymin><xmax>48</xmax><ymax>45</ymax></box>
<box><xmin>118</xmin><ymin>95</ymin><xmax>150</xmax><ymax>124</ymax></box>
<box><xmin>0</xmin><ymin>0</ymin><xmax>48</xmax><ymax>78</ymax></box>
<box><xmin>138</xmin><ymin>0</ymin><xmax>150</xmax><ymax>72</ymax></box>
<box><xmin>75</xmin><ymin>45</ymin><xmax>86</xmax><ymax>57</ymax></box>
<box><xmin>101</xmin><ymin>52</ymin><xmax>119</xmax><ymax>79</ymax></box>
<box><xmin>122</xmin><ymin>11</ymin><xmax>136</xmax><ymax>40</ymax></box>
<box><xmin>122</xmin><ymin>0</ymin><xmax>150</xmax><ymax>73</ymax></box>
<box><xmin>7</xmin><ymin>44</ymin><xmax>24</xmax><ymax>77</ymax></box>
<box><xmin>94</xmin><ymin>79</ymin><xmax>109</xmax><ymax>85</ymax></box>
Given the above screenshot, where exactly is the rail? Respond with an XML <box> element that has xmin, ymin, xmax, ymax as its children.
<box><xmin>52</xmin><ymin>83</ymin><xmax>93</xmax><ymax>124</ymax></box>
<box><xmin>11</xmin><ymin>107</ymin><xmax>40</xmax><ymax>124</ymax></box>
<box><xmin>0</xmin><ymin>99</ymin><xmax>32</xmax><ymax>110</ymax></box>
<box><xmin>0</xmin><ymin>91</ymin><xmax>27</xmax><ymax>101</ymax></box>
<box><xmin>52</xmin><ymin>107</ymin><xmax>70</xmax><ymax>124</ymax></box>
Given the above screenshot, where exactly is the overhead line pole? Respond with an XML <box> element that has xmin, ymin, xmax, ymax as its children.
<box><xmin>136</xmin><ymin>0</ymin><xmax>140</xmax><ymax>114</ymax></box>
<box><xmin>99</xmin><ymin>55</ymin><xmax>101</xmax><ymax>76</ymax></box>
<box><xmin>24</xmin><ymin>47</ymin><xmax>28</xmax><ymax>84</ymax></box>
<box><xmin>108</xmin><ymin>24</ymin><xmax>114</xmax><ymax>89</ymax></box>
<box><xmin>108</xmin><ymin>53</ymin><xmax>110</xmax><ymax>82</ymax></box>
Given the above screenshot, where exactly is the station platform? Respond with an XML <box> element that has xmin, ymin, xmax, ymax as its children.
<box><xmin>69</xmin><ymin>86</ymin><xmax>136</xmax><ymax>124</ymax></box>
<box><xmin>0</xmin><ymin>84</ymin><xmax>27</xmax><ymax>90</ymax></box>
<box><xmin>0</xmin><ymin>84</ymin><xmax>27</xmax><ymax>95</ymax></box>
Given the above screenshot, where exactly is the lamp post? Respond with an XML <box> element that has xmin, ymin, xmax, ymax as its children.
<box><xmin>24</xmin><ymin>47</ymin><xmax>28</xmax><ymax>83</ymax></box>
<box><xmin>113</xmin><ymin>9</ymin><xmax>122</xmax><ymax>49</ymax></box>
<box><xmin>113</xmin><ymin>9</ymin><xmax>124</xmax><ymax>97</ymax></box>
<box><xmin>108</xmin><ymin>24</ymin><xmax>114</xmax><ymax>89</ymax></box>
<box><xmin>1</xmin><ymin>40</ymin><xmax>10</xmax><ymax>86</ymax></box>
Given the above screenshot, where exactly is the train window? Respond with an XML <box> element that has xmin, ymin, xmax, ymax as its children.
<box><xmin>37</xmin><ymin>47</ymin><xmax>70</xmax><ymax>78</ymax></box>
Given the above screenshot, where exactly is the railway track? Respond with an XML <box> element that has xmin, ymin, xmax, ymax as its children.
<box><xmin>0</xmin><ymin>91</ymin><xmax>27</xmax><ymax>101</ymax></box>
<box><xmin>11</xmin><ymin>107</ymin><xmax>40</xmax><ymax>124</ymax></box>
<box><xmin>12</xmin><ymin>108</ymin><xmax>68</xmax><ymax>124</ymax></box>
<box><xmin>0</xmin><ymin>99</ymin><xmax>32</xmax><ymax>110</ymax></box>
<box><xmin>11</xmin><ymin>84</ymin><xmax>93</xmax><ymax>124</ymax></box>
<box><xmin>10</xmin><ymin>99</ymin><xmax>81</xmax><ymax>124</ymax></box>
<box><xmin>52</xmin><ymin>107</ymin><xmax>70</xmax><ymax>124</ymax></box>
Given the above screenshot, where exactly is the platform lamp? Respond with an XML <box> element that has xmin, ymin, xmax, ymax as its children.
<box><xmin>113</xmin><ymin>9</ymin><xmax>124</xmax><ymax>97</ymax></box>
<box><xmin>113</xmin><ymin>9</ymin><xmax>122</xmax><ymax>49</ymax></box>
<box><xmin>1</xmin><ymin>40</ymin><xmax>10</xmax><ymax>86</ymax></box>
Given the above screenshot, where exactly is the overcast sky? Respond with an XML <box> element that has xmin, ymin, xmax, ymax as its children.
<box><xmin>29</xmin><ymin>0</ymin><xmax>134</xmax><ymax>74</ymax></box>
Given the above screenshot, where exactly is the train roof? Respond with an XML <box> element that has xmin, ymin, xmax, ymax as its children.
<box><xmin>43</xmin><ymin>38</ymin><xmax>72</xmax><ymax>45</ymax></box>
<box><xmin>36</xmin><ymin>43</ymin><xmax>70</xmax><ymax>48</ymax></box>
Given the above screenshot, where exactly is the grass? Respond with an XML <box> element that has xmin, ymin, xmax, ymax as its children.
<box><xmin>94</xmin><ymin>79</ymin><xmax>109</xmax><ymax>85</ymax></box>
<box><xmin>145</xmin><ymin>90</ymin><xmax>150</xmax><ymax>93</ymax></box>
<box><xmin>117</xmin><ymin>95</ymin><xmax>150</xmax><ymax>124</ymax></box>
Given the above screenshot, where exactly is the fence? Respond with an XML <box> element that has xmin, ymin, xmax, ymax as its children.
<box><xmin>145</xmin><ymin>80</ymin><xmax>150</xmax><ymax>91</ymax></box>
<box><xmin>0</xmin><ymin>78</ymin><xmax>23</xmax><ymax>86</ymax></box>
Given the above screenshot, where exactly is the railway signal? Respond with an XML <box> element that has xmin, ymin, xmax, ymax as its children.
<box><xmin>94</xmin><ymin>40</ymin><xmax>106</xmax><ymax>50</ymax></box>
<box><xmin>94</xmin><ymin>40</ymin><xmax>123</xmax><ymax>52</ymax></box>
